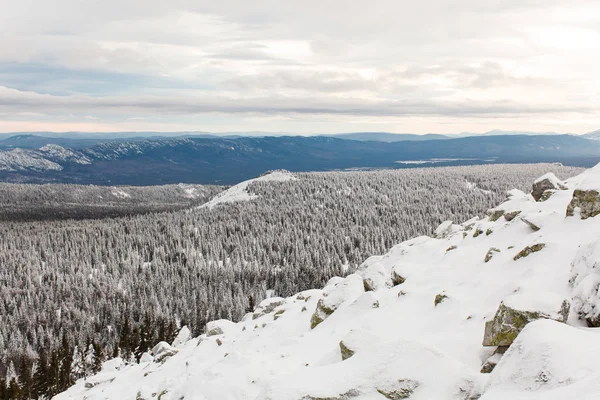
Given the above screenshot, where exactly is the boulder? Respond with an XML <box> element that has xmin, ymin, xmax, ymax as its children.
<box><xmin>434</xmin><ymin>220</ymin><xmax>454</xmax><ymax>239</ymax></box>
<box><xmin>139</xmin><ymin>352</ymin><xmax>154</xmax><ymax>363</ymax></box>
<box><xmin>391</xmin><ymin>270</ymin><xmax>406</xmax><ymax>286</ymax></box>
<box><xmin>171</xmin><ymin>326</ymin><xmax>191</xmax><ymax>348</ymax></box>
<box><xmin>484</xmin><ymin>248</ymin><xmax>500</xmax><ymax>263</ymax></box>
<box><xmin>480</xmin><ymin>346</ymin><xmax>508</xmax><ymax>374</ymax></box>
<box><xmin>566</xmin><ymin>189</ymin><xmax>600</xmax><ymax>219</ymax></box>
<box><xmin>310</xmin><ymin>274</ymin><xmax>364</xmax><ymax>329</ymax></box>
<box><xmin>519</xmin><ymin>217</ymin><xmax>540</xmax><ymax>232</ymax></box>
<box><xmin>488</xmin><ymin>209</ymin><xmax>505</xmax><ymax>222</ymax></box>
<box><xmin>338</xmin><ymin>330</ymin><xmax>380</xmax><ymax>361</ymax></box>
<box><xmin>482</xmin><ymin>295</ymin><xmax>570</xmax><ymax>347</ymax></box>
<box><xmin>151</xmin><ymin>342</ymin><xmax>179</xmax><ymax>363</ymax></box>
<box><xmin>434</xmin><ymin>293</ymin><xmax>448</xmax><ymax>307</ymax></box>
<box><xmin>253</xmin><ymin>297</ymin><xmax>286</xmax><ymax>319</ymax></box>
<box><xmin>361</xmin><ymin>264</ymin><xmax>391</xmax><ymax>292</ymax></box>
<box><xmin>503</xmin><ymin>210</ymin><xmax>521</xmax><ymax>221</ymax></box>
<box><xmin>531</xmin><ymin>173</ymin><xmax>566</xmax><ymax>201</ymax></box>
<box><xmin>513</xmin><ymin>243</ymin><xmax>545</xmax><ymax>261</ymax></box>
<box><xmin>570</xmin><ymin>240</ymin><xmax>600</xmax><ymax>326</ymax></box>
<box><xmin>376</xmin><ymin>379</ymin><xmax>420</xmax><ymax>399</ymax></box>
<box><xmin>205</xmin><ymin>319</ymin><xmax>236</xmax><ymax>336</ymax></box>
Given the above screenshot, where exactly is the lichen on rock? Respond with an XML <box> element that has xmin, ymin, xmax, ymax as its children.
<box><xmin>376</xmin><ymin>379</ymin><xmax>420</xmax><ymax>400</ymax></box>
<box><xmin>488</xmin><ymin>209</ymin><xmax>505</xmax><ymax>222</ymax></box>
<box><xmin>310</xmin><ymin>298</ymin><xmax>335</xmax><ymax>329</ymax></box>
<box><xmin>566</xmin><ymin>189</ymin><xmax>600</xmax><ymax>219</ymax></box>
<box><xmin>513</xmin><ymin>243</ymin><xmax>545</xmax><ymax>261</ymax></box>
<box><xmin>434</xmin><ymin>294</ymin><xmax>448</xmax><ymax>307</ymax></box>
<box><xmin>482</xmin><ymin>300</ymin><xmax>569</xmax><ymax>347</ymax></box>
<box><xmin>503</xmin><ymin>210</ymin><xmax>521</xmax><ymax>221</ymax></box>
<box><xmin>532</xmin><ymin>173</ymin><xmax>566</xmax><ymax>201</ymax></box>
<box><xmin>391</xmin><ymin>270</ymin><xmax>406</xmax><ymax>286</ymax></box>
<box><xmin>484</xmin><ymin>248</ymin><xmax>500</xmax><ymax>263</ymax></box>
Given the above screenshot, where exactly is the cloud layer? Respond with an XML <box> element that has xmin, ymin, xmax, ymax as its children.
<box><xmin>1</xmin><ymin>0</ymin><xmax>599</xmax><ymax>133</ymax></box>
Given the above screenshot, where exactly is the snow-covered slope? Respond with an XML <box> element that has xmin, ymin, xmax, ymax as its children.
<box><xmin>56</xmin><ymin>165</ymin><xmax>600</xmax><ymax>400</ymax></box>
<box><xmin>200</xmin><ymin>170</ymin><xmax>297</xmax><ymax>209</ymax></box>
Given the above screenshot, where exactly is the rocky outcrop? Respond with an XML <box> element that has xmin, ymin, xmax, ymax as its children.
<box><xmin>482</xmin><ymin>299</ymin><xmax>569</xmax><ymax>347</ymax></box>
<box><xmin>566</xmin><ymin>189</ymin><xmax>600</xmax><ymax>219</ymax></box>
<box><xmin>531</xmin><ymin>173</ymin><xmax>566</xmax><ymax>201</ymax></box>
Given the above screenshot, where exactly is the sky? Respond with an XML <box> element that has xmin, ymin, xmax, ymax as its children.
<box><xmin>1</xmin><ymin>0</ymin><xmax>600</xmax><ymax>135</ymax></box>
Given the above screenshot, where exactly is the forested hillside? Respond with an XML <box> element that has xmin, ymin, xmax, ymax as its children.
<box><xmin>0</xmin><ymin>164</ymin><xmax>582</xmax><ymax>399</ymax></box>
<box><xmin>0</xmin><ymin>183</ymin><xmax>223</xmax><ymax>221</ymax></box>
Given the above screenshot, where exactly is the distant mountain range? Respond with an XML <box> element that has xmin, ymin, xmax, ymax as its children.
<box><xmin>1</xmin><ymin>129</ymin><xmax>599</xmax><ymax>144</ymax></box>
<box><xmin>0</xmin><ymin>134</ymin><xmax>599</xmax><ymax>185</ymax></box>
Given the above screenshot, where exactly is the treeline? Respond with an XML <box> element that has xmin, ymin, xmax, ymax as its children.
<box><xmin>0</xmin><ymin>164</ymin><xmax>583</xmax><ymax>399</ymax></box>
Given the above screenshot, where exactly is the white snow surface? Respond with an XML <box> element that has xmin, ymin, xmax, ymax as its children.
<box><xmin>199</xmin><ymin>170</ymin><xmax>296</xmax><ymax>209</ymax></box>
<box><xmin>56</xmin><ymin>165</ymin><xmax>600</xmax><ymax>400</ymax></box>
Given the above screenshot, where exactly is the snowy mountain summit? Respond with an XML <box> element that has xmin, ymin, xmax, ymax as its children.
<box><xmin>57</xmin><ymin>165</ymin><xmax>600</xmax><ymax>400</ymax></box>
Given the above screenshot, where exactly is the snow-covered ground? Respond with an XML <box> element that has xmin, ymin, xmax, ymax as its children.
<box><xmin>57</xmin><ymin>165</ymin><xmax>600</xmax><ymax>400</ymax></box>
<box><xmin>199</xmin><ymin>170</ymin><xmax>297</xmax><ymax>209</ymax></box>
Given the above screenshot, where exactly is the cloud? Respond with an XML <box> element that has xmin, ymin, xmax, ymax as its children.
<box><xmin>0</xmin><ymin>0</ymin><xmax>599</xmax><ymax>133</ymax></box>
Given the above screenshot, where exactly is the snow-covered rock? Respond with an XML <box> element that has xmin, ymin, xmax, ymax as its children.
<box><xmin>482</xmin><ymin>293</ymin><xmax>569</xmax><ymax>347</ymax></box>
<box><xmin>151</xmin><ymin>342</ymin><xmax>179</xmax><ymax>363</ymax></box>
<box><xmin>205</xmin><ymin>319</ymin><xmax>237</xmax><ymax>336</ymax></box>
<box><xmin>570</xmin><ymin>240</ymin><xmax>600</xmax><ymax>326</ymax></box>
<box><xmin>482</xmin><ymin>319</ymin><xmax>600</xmax><ymax>399</ymax></box>
<box><xmin>172</xmin><ymin>326</ymin><xmax>191</xmax><ymax>348</ymax></box>
<box><xmin>56</xmin><ymin>164</ymin><xmax>600</xmax><ymax>400</ymax></box>
<box><xmin>531</xmin><ymin>172</ymin><xmax>566</xmax><ymax>201</ymax></box>
<box><xmin>310</xmin><ymin>273</ymin><xmax>364</xmax><ymax>329</ymax></box>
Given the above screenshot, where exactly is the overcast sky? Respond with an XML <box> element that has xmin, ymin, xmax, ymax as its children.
<box><xmin>1</xmin><ymin>0</ymin><xmax>599</xmax><ymax>134</ymax></box>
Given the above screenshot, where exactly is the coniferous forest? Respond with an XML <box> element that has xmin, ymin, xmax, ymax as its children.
<box><xmin>0</xmin><ymin>164</ymin><xmax>582</xmax><ymax>399</ymax></box>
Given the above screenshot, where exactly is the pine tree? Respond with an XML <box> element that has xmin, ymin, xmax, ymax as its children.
<box><xmin>32</xmin><ymin>349</ymin><xmax>49</xmax><ymax>399</ymax></box>
<box><xmin>246</xmin><ymin>295</ymin><xmax>255</xmax><ymax>313</ymax></box>
<box><xmin>91</xmin><ymin>342</ymin><xmax>104</xmax><ymax>374</ymax></box>
<box><xmin>17</xmin><ymin>356</ymin><xmax>33</xmax><ymax>400</ymax></box>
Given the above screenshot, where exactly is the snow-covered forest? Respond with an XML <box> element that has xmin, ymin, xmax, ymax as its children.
<box><xmin>0</xmin><ymin>164</ymin><xmax>582</xmax><ymax>398</ymax></box>
<box><xmin>0</xmin><ymin>183</ymin><xmax>223</xmax><ymax>221</ymax></box>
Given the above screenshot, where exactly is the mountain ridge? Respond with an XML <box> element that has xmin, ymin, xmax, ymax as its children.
<box><xmin>0</xmin><ymin>134</ymin><xmax>599</xmax><ymax>185</ymax></box>
<box><xmin>55</xmin><ymin>163</ymin><xmax>600</xmax><ymax>400</ymax></box>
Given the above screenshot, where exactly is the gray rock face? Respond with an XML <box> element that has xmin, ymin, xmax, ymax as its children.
<box><xmin>567</xmin><ymin>189</ymin><xmax>600</xmax><ymax>219</ymax></box>
<box><xmin>482</xmin><ymin>301</ymin><xmax>569</xmax><ymax>347</ymax></box>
